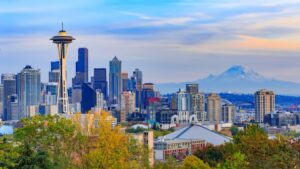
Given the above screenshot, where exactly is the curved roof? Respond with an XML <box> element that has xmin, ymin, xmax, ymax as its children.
<box><xmin>162</xmin><ymin>124</ymin><xmax>231</xmax><ymax>145</ymax></box>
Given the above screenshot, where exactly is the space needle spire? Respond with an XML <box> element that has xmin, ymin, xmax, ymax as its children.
<box><xmin>50</xmin><ymin>24</ymin><xmax>75</xmax><ymax>114</ymax></box>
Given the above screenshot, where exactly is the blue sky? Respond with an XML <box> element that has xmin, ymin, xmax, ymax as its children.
<box><xmin>1</xmin><ymin>0</ymin><xmax>300</xmax><ymax>84</ymax></box>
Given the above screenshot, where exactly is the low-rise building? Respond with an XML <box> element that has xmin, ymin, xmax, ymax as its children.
<box><xmin>154</xmin><ymin>124</ymin><xmax>231</xmax><ymax>161</ymax></box>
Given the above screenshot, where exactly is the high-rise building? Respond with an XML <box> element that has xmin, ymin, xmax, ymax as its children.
<box><xmin>0</xmin><ymin>85</ymin><xmax>3</xmax><ymax>120</ymax></box>
<box><xmin>121</xmin><ymin>72</ymin><xmax>129</xmax><ymax>92</ymax></box>
<box><xmin>93</xmin><ymin>68</ymin><xmax>107</xmax><ymax>99</ymax></box>
<box><xmin>109</xmin><ymin>56</ymin><xmax>122</xmax><ymax>106</ymax></box>
<box><xmin>76</xmin><ymin>48</ymin><xmax>89</xmax><ymax>83</ymax></box>
<box><xmin>128</xmin><ymin>76</ymin><xmax>136</xmax><ymax>91</ymax></box>
<box><xmin>51</xmin><ymin>26</ymin><xmax>75</xmax><ymax>114</ymax></box>
<box><xmin>222</xmin><ymin>104</ymin><xmax>235</xmax><ymax>123</ymax></box>
<box><xmin>147</xmin><ymin>97</ymin><xmax>161</xmax><ymax>122</ymax></box>
<box><xmin>131</xmin><ymin>69</ymin><xmax>143</xmax><ymax>108</ymax></box>
<box><xmin>7</xmin><ymin>94</ymin><xmax>18</xmax><ymax>120</ymax></box>
<box><xmin>192</xmin><ymin>93</ymin><xmax>205</xmax><ymax>122</ymax></box>
<box><xmin>141</xmin><ymin>83</ymin><xmax>156</xmax><ymax>110</ymax></box>
<box><xmin>121</xmin><ymin>91</ymin><xmax>136</xmax><ymax>114</ymax></box>
<box><xmin>49</xmin><ymin>69</ymin><xmax>60</xmax><ymax>83</ymax></box>
<box><xmin>186</xmin><ymin>84</ymin><xmax>199</xmax><ymax>95</ymax></box>
<box><xmin>132</xmin><ymin>69</ymin><xmax>143</xmax><ymax>91</ymax></box>
<box><xmin>43</xmin><ymin>82</ymin><xmax>58</xmax><ymax>105</ymax></box>
<box><xmin>49</xmin><ymin>61</ymin><xmax>60</xmax><ymax>83</ymax></box>
<box><xmin>51</xmin><ymin>61</ymin><xmax>60</xmax><ymax>71</ymax></box>
<box><xmin>254</xmin><ymin>89</ymin><xmax>275</xmax><ymax>123</ymax></box>
<box><xmin>81</xmin><ymin>83</ymin><xmax>96</xmax><ymax>113</ymax></box>
<box><xmin>72</xmin><ymin>87</ymin><xmax>82</xmax><ymax>105</ymax></box>
<box><xmin>207</xmin><ymin>93</ymin><xmax>221</xmax><ymax>122</ymax></box>
<box><xmin>174</xmin><ymin>89</ymin><xmax>192</xmax><ymax>111</ymax></box>
<box><xmin>95</xmin><ymin>90</ymin><xmax>105</xmax><ymax>109</ymax></box>
<box><xmin>17</xmin><ymin>66</ymin><xmax>41</xmax><ymax>118</ymax></box>
<box><xmin>2</xmin><ymin>74</ymin><xmax>16</xmax><ymax>121</ymax></box>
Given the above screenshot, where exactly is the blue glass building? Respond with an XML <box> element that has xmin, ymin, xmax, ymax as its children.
<box><xmin>109</xmin><ymin>56</ymin><xmax>122</xmax><ymax>105</ymax></box>
<box><xmin>17</xmin><ymin>65</ymin><xmax>41</xmax><ymax>118</ymax></box>
<box><xmin>81</xmin><ymin>83</ymin><xmax>96</xmax><ymax>113</ymax></box>
<box><xmin>93</xmin><ymin>68</ymin><xmax>108</xmax><ymax>99</ymax></box>
<box><xmin>76</xmin><ymin>48</ymin><xmax>89</xmax><ymax>82</ymax></box>
<box><xmin>50</xmin><ymin>61</ymin><xmax>59</xmax><ymax>71</ymax></box>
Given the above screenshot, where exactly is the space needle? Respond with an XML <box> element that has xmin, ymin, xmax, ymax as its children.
<box><xmin>50</xmin><ymin>24</ymin><xmax>75</xmax><ymax>114</ymax></box>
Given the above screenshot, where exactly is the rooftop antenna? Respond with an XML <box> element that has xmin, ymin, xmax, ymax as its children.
<box><xmin>61</xmin><ymin>22</ymin><xmax>64</xmax><ymax>31</ymax></box>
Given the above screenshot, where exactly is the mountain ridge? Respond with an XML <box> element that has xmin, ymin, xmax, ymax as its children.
<box><xmin>156</xmin><ymin>65</ymin><xmax>300</xmax><ymax>96</ymax></box>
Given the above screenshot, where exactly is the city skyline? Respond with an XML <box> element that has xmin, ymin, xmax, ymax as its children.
<box><xmin>1</xmin><ymin>0</ymin><xmax>300</xmax><ymax>84</ymax></box>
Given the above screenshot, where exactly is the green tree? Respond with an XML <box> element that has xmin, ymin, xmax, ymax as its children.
<box><xmin>229</xmin><ymin>126</ymin><xmax>239</xmax><ymax>136</ymax></box>
<box><xmin>181</xmin><ymin>155</ymin><xmax>211</xmax><ymax>169</ymax></box>
<box><xmin>0</xmin><ymin>136</ymin><xmax>19</xmax><ymax>169</ymax></box>
<box><xmin>217</xmin><ymin>152</ymin><xmax>248</xmax><ymax>169</ymax></box>
<box><xmin>194</xmin><ymin>144</ymin><xmax>226</xmax><ymax>167</ymax></box>
<box><xmin>14</xmin><ymin>115</ymin><xmax>86</xmax><ymax>169</ymax></box>
<box><xmin>232</xmin><ymin>124</ymin><xmax>300</xmax><ymax>169</ymax></box>
<box><xmin>154</xmin><ymin>157</ymin><xmax>181</xmax><ymax>169</ymax></box>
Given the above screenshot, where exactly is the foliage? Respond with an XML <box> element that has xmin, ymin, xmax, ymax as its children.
<box><xmin>153</xmin><ymin>128</ymin><xmax>175</xmax><ymax>139</ymax></box>
<box><xmin>0</xmin><ymin>136</ymin><xmax>19</xmax><ymax>169</ymax></box>
<box><xmin>125</xmin><ymin>126</ymin><xmax>148</xmax><ymax>133</ymax></box>
<box><xmin>283</xmin><ymin>130</ymin><xmax>300</xmax><ymax>138</ymax></box>
<box><xmin>194</xmin><ymin>144</ymin><xmax>226</xmax><ymax>167</ymax></box>
<box><xmin>14</xmin><ymin>115</ymin><xmax>86</xmax><ymax>169</ymax></box>
<box><xmin>77</xmin><ymin>111</ymin><xmax>150</xmax><ymax>169</ymax></box>
<box><xmin>4</xmin><ymin>115</ymin><xmax>300</xmax><ymax>169</ymax></box>
<box><xmin>154</xmin><ymin>157</ymin><xmax>181</xmax><ymax>169</ymax></box>
<box><xmin>181</xmin><ymin>155</ymin><xmax>211</xmax><ymax>169</ymax></box>
<box><xmin>216</xmin><ymin>152</ymin><xmax>248</xmax><ymax>169</ymax></box>
<box><xmin>0</xmin><ymin>112</ymin><xmax>150</xmax><ymax>169</ymax></box>
<box><xmin>229</xmin><ymin>125</ymin><xmax>239</xmax><ymax>136</ymax></box>
<box><xmin>196</xmin><ymin>124</ymin><xmax>300</xmax><ymax>169</ymax></box>
<box><xmin>155</xmin><ymin>156</ymin><xmax>211</xmax><ymax>169</ymax></box>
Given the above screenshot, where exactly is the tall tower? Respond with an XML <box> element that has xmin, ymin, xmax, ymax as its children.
<box><xmin>254</xmin><ymin>89</ymin><xmax>275</xmax><ymax>123</ymax></box>
<box><xmin>50</xmin><ymin>25</ymin><xmax>75</xmax><ymax>114</ymax></box>
<box><xmin>109</xmin><ymin>56</ymin><xmax>122</xmax><ymax>107</ymax></box>
<box><xmin>17</xmin><ymin>65</ymin><xmax>41</xmax><ymax>118</ymax></box>
<box><xmin>207</xmin><ymin>93</ymin><xmax>221</xmax><ymax>123</ymax></box>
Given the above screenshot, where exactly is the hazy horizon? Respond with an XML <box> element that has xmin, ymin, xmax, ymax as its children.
<box><xmin>1</xmin><ymin>0</ymin><xmax>300</xmax><ymax>85</ymax></box>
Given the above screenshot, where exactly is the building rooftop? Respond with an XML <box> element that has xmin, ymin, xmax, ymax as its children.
<box><xmin>159</xmin><ymin>124</ymin><xmax>231</xmax><ymax>146</ymax></box>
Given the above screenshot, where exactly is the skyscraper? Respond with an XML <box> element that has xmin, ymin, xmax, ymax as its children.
<box><xmin>17</xmin><ymin>66</ymin><xmax>41</xmax><ymax>118</ymax></box>
<box><xmin>192</xmin><ymin>93</ymin><xmax>205</xmax><ymax>122</ymax></box>
<box><xmin>51</xmin><ymin>25</ymin><xmax>75</xmax><ymax>114</ymax></box>
<box><xmin>0</xmin><ymin>85</ymin><xmax>3</xmax><ymax>120</ymax></box>
<box><xmin>131</xmin><ymin>69</ymin><xmax>143</xmax><ymax>108</ymax></box>
<box><xmin>93</xmin><ymin>68</ymin><xmax>107</xmax><ymax>99</ymax></box>
<box><xmin>207</xmin><ymin>93</ymin><xmax>221</xmax><ymax>123</ymax></box>
<box><xmin>51</xmin><ymin>61</ymin><xmax>60</xmax><ymax>71</ymax></box>
<box><xmin>121</xmin><ymin>72</ymin><xmax>129</xmax><ymax>92</ymax></box>
<box><xmin>174</xmin><ymin>89</ymin><xmax>192</xmax><ymax>111</ymax></box>
<box><xmin>109</xmin><ymin>56</ymin><xmax>122</xmax><ymax>106</ymax></box>
<box><xmin>254</xmin><ymin>89</ymin><xmax>275</xmax><ymax>123</ymax></box>
<box><xmin>186</xmin><ymin>84</ymin><xmax>199</xmax><ymax>95</ymax></box>
<box><xmin>7</xmin><ymin>94</ymin><xmax>18</xmax><ymax>120</ymax></box>
<box><xmin>2</xmin><ymin>74</ymin><xmax>16</xmax><ymax>120</ymax></box>
<box><xmin>74</xmin><ymin>48</ymin><xmax>89</xmax><ymax>85</ymax></box>
<box><xmin>49</xmin><ymin>61</ymin><xmax>60</xmax><ymax>83</ymax></box>
<box><xmin>121</xmin><ymin>91</ymin><xmax>136</xmax><ymax>114</ymax></box>
<box><xmin>222</xmin><ymin>103</ymin><xmax>235</xmax><ymax>123</ymax></box>
<box><xmin>141</xmin><ymin>83</ymin><xmax>156</xmax><ymax>110</ymax></box>
<box><xmin>81</xmin><ymin>83</ymin><xmax>96</xmax><ymax>113</ymax></box>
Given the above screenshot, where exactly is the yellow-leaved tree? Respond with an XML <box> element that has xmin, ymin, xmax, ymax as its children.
<box><xmin>72</xmin><ymin>110</ymin><xmax>149</xmax><ymax>169</ymax></box>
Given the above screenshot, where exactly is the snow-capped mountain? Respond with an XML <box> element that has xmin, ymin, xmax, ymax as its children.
<box><xmin>156</xmin><ymin>65</ymin><xmax>300</xmax><ymax>95</ymax></box>
<box><xmin>206</xmin><ymin>65</ymin><xmax>265</xmax><ymax>81</ymax></box>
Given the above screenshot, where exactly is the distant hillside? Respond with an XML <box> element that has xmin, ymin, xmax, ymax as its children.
<box><xmin>156</xmin><ymin>65</ymin><xmax>300</xmax><ymax>96</ymax></box>
<box><xmin>219</xmin><ymin>93</ymin><xmax>300</xmax><ymax>107</ymax></box>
